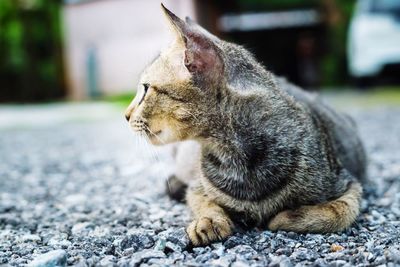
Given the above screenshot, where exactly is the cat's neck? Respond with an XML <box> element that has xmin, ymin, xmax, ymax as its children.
<box><xmin>198</xmin><ymin>92</ymin><xmax>262</xmax><ymax>161</ymax></box>
<box><xmin>197</xmin><ymin>92</ymin><xmax>285</xmax><ymax>201</ymax></box>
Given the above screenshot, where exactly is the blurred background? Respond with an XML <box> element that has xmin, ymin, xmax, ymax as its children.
<box><xmin>1</xmin><ymin>0</ymin><xmax>400</xmax><ymax>103</ymax></box>
<box><xmin>1</xmin><ymin>2</ymin><xmax>400</xmax><ymax>265</ymax></box>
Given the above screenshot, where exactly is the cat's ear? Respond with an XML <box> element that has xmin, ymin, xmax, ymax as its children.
<box><xmin>161</xmin><ymin>4</ymin><xmax>223</xmax><ymax>86</ymax></box>
<box><xmin>161</xmin><ymin>3</ymin><xmax>188</xmax><ymax>40</ymax></box>
<box><xmin>185</xmin><ymin>16</ymin><xmax>220</xmax><ymax>42</ymax></box>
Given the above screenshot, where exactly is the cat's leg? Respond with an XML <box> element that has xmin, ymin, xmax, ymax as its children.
<box><xmin>268</xmin><ymin>181</ymin><xmax>362</xmax><ymax>233</ymax></box>
<box><xmin>166</xmin><ymin>175</ymin><xmax>187</xmax><ymax>202</ymax></box>
<box><xmin>186</xmin><ymin>184</ymin><xmax>234</xmax><ymax>246</ymax></box>
<box><xmin>166</xmin><ymin>141</ymin><xmax>201</xmax><ymax>202</ymax></box>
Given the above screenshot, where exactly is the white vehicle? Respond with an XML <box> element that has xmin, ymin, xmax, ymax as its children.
<box><xmin>348</xmin><ymin>0</ymin><xmax>400</xmax><ymax>82</ymax></box>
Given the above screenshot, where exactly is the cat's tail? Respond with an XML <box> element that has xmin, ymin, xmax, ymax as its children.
<box><xmin>268</xmin><ymin>182</ymin><xmax>362</xmax><ymax>233</ymax></box>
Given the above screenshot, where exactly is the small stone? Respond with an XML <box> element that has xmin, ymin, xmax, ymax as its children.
<box><xmin>270</xmin><ymin>255</ymin><xmax>293</xmax><ymax>267</ymax></box>
<box><xmin>90</xmin><ymin>226</ymin><xmax>110</xmax><ymax>238</ymax></box>
<box><xmin>47</xmin><ymin>235</ymin><xmax>71</xmax><ymax>249</ymax></box>
<box><xmin>28</xmin><ymin>250</ymin><xmax>67</xmax><ymax>267</ymax></box>
<box><xmin>168</xmin><ymin>251</ymin><xmax>185</xmax><ymax>262</ymax></box>
<box><xmin>210</xmin><ymin>255</ymin><xmax>236</xmax><ymax>266</ymax></box>
<box><xmin>129</xmin><ymin>249</ymin><xmax>165</xmax><ymax>266</ymax></box>
<box><xmin>212</xmin><ymin>243</ymin><xmax>225</xmax><ymax>257</ymax></box>
<box><xmin>286</xmin><ymin>232</ymin><xmax>298</xmax><ymax>239</ymax></box>
<box><xmin>313</xmin><ymin>258</ymin><xmax>328</xmax><ymax>267</ymax></box>
<box><xmin>328</xmin><ymin>260</ymin><xmax>348</xmax><ymax>267</ymax></box>
<box><xmin>231</xmin><ymin>261</ymin><xmax>250</xmax><ymax>267</ymax></box>
<box><xmin>71</xmin><ymin>222</ymin><xmax>94</xmax><ymax>236</ymax></box>
<box><xmin>119</xmin><ymin>232</ymin><xmax>154</xmax><ymax>251</ymax></box>
<box><xmin>377</xmin><ymin>197</ymin><xmax>392</xmax><ymax>207</ymax></box>
<box><xmin>331</xmin><ymin>244</ymin><xmax>344</xmax><ymax>252</ymax></box>
<box><xmin>228</xmin><ymin>245</ymin><xmax>256</xmax><ymax>259</ymax></box>
<box><xmin>275</xmin><ymin>247</ymin><xmax>292</xmax><ymax>256</ymax></box>
<box><xmin>157</xmin><ymin>228</ymin><xmax>189</xmax><ymax>251</ymax></box>
<box><xmin>19</xmin><ymin>234</ymin><xmax>41</xmax><ymax>243</ymax></box>
<box><xmin>122</xmin><ymin>248</ymin><xmax>135</xmax><ymax>257</ymax></box>
<box><xmin>374</xmin><ymin>256</ymin><xmax>386</xmax><ymax>265</ymax></box>
<box><xmin>192</xmin><ymin>247</ymin><xmax>206</xmax><ymax>255</ymax></box>
<box><xmin>224</xmin><ymin>236</ymin><xmax>242</xmax><ymax>249</ymax></box>
<box><xmin>165</xmin><ymin>241</ymin><xmax>183</xmax><ymax>252</ymax></box>
<box><xmin>153</xmin><ymin>238</ymin><xmax>166</xmax><ymax>251</ymax></box>
<box><xmin>98</xmin><ymin>255</ymin><xmax>116</xmax><ymax>266</ymax></box>
<box><xmin>387</xmin><ymin>248</ymin><xmax>400</xmax><ymax>263</ymax></box>
<box><xmin>195</xmin><ymin>253</ymin><xmax>214</xmax><ymax>263</ymax></box>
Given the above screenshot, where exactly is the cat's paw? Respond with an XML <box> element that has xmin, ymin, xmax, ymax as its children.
<box><xmin>186</xmin><ymin>215</ymin><xmax>233</xmax><ymax>246</ymax></box>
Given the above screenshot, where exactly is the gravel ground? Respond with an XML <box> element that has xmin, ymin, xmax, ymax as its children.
<box><xmin>0</xmin><ymin>102</ymin><xmax>400</xmax><ymax>266</ymax></box>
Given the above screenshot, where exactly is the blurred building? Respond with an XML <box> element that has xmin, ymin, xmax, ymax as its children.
<box><xmin>63</xmin><ymin>0</ymin><xmax>196</xmax><ymax>100</ymax></box>
<box><xmin>63</xmin><ymin>0</ymin><xmax>350</xmax><ymax>100</ymax></box>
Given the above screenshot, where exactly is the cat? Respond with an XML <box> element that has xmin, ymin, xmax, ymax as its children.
<box><xmin>125</xmin><ymin>4</ymin><xmax>367</xmax><ymax>246</ymax></box>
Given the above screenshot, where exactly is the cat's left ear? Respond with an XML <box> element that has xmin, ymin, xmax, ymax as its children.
<box><xmin>161</xmin><ymin>4</ymin><xmax>223</xmax><ymax>86</ymax></box>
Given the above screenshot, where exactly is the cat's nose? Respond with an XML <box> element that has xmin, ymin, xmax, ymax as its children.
<box><xmin>125</xmin><ymin>113</ymin><xmax>130</xmax><ymax>122</ymax></box>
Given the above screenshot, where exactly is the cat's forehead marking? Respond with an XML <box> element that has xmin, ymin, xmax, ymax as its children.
<box><xmin>140</xmin><ymin>41</ymin><xmax>191</xmax><ymax>87</ymax></box>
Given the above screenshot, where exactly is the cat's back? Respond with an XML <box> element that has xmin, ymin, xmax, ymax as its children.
<box><xmin>276</xmin><ymin>77</ymin><xmax>367</xmax><ymax>181</ymax></box>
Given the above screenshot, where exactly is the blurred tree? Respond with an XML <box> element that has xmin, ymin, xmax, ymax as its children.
<box><xmin>320</xmin><ymin>0</ymin><xmax>356</xmax><ymax>86</ymax></box>
<box><xmin>0</xmin><ymin>0</ymin><xmax>64</xmax><ymax>102</ymax></box>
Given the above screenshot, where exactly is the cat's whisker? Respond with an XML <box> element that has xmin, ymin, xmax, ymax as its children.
<box><xmin>134</xmin><ymin>131</ymin><xmax>140</xmax><ymax>149</ymax></box>
<box><xmin>165</xmin><ymin>175</ymin><xmax>171</xmax><ymax>195</ymax></box>
<box><xmin>140</xmin><ymin>131</ymin><xmax>160</xmax><ymax>163</ymax></box>
<box><xmin>127</xmin><ymin>125</ymin><xmax>141</xmax><ymax>150</ymax></box>
<box><xmin>145</xmin><ymin>125</ymin><xmax>166</xmax><ymax>146</ymax></box>
<box><xmin>137</xmin><ymin>131</ymin><xmax>150</xmax><ymax>158</ymax></box>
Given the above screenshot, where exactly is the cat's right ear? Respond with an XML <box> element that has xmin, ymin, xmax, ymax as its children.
<box><xmin>161</xmin><ymin>4</ymin><xmax>224</xmax><ymax>87</ymax></box>
<box><xmin>161</xmin><ymin>3</ymin><xmax>187</xmax><ymax>41</ymax></box>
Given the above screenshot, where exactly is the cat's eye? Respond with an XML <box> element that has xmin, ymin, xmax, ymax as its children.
<box><xmin>143</xmin><ymin>83</ymin><xmax>149</xmax><ymax>93</ymax></box>
<box><xmin>138</xmin><ymin>83</ymin><xmax>150</xmax><ymax>105</ymax></box>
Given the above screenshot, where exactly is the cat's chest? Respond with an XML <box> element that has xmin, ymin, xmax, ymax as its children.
<box><xmin>200</xmin><ymin>149</ymin><xmax>291</xmax><ymax>201</ymax></box>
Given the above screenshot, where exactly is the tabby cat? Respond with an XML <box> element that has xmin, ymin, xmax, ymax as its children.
<box><xmin>125</xmin><ymin>5</ymin><xmax>367</xmax><ymax>246</ymax></box>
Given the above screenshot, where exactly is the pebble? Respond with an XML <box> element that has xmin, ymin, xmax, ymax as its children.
<box><xmin>330</xmin><ymin>244</ymin><xmax>344</xmax><ymax>252</ymax></box>
<box><xmin>71</xmin><ymin>222</ymin><xmax>94</xmax><ymax>236</ymax></box>
<box><xmin>1</xmin><ymin>107</ymin><xmax>400</xmax><ymax>266</ymax></box>
<box><xmin>28</xmin><ymin>250</ymin><xmax>67</xmax><ymax>267</ymax></box>
<box><xmin>129</xmin><ymin>249</ymin><xmax>166</xmax><ymax>266</ymax></box>
<box><xmin>19</xmin><ymin>234</ymin><xmax>41</xmax><ymax>243</ymax></box>
<box><xmin>119</xmin><ymin>232</ymin><xmax>154</xmax><ymax>251</ymax></box>
<box><xmin>157</xmin><ymin>227</ymin><xmax>189</xmax><ymax>251</ymax></box>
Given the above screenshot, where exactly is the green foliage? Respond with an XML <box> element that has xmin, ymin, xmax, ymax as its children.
<box><xmin>0</xmin><ymin>0</ymin><xmax>64</xmax><ymax>102</ymax></box>
<box><xmin>326</xmin><ymin>86</ymin><xmax>400</xmax><ymax>108</ymax></box>
<box><xmin>102</xmin><ymin>93</ymin><xmax>135</xmax><ymax>108</ymax></box>
<box><xmin>322</xmin><ymin>0</ymin><xmax>357</xmax><ymax>86</ymax></box>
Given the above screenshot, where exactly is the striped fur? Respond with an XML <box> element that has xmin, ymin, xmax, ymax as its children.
<box><xmin>125</xmin><ymin>5</ymin><xmax>367</xmax><ymax>246</ymax></box>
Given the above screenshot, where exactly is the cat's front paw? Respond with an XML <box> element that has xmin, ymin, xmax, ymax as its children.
<box><xmin>186</xmin><ymin>216</ymin><xmax>233</xmax><ymax>246</ymax></box>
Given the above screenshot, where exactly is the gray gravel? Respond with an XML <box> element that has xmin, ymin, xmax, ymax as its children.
<box><xmin>1</xmin><ymin>103</ymin><xmax>400</xmax><ymax>266</ymax></box>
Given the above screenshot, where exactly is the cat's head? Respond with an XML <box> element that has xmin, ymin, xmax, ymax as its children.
<box><xmin>125</xmin><ymin>4</ymin><xmax>226</xmax><ymax>145</ymax></box>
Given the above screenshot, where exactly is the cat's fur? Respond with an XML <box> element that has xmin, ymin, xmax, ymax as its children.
<box><xmin>125</xmin><ymin>5</ymin><xmax>367</xmax><ymax>246</ymax></box>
